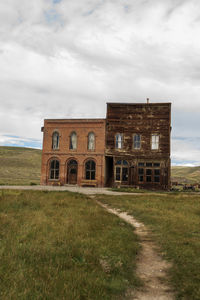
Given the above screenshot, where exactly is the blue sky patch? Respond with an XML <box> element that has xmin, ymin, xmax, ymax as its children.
<box><xmin>44</xmin><ymin>9</ymin><xmax>62</xmax><ymax>24</ymax></box>
<box><xmin>53</xmin><ymin>0</ymin><xmax>62</xmax><ymax>4</ymax></box>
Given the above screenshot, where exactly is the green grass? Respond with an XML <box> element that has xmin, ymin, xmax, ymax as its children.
<box><xmin>96</xmin><ymin>193</ymin><xmax>200</xmax><ymax>300</ymax></box>
<box><xmin>0</xmin><ymin>146</ymin><xmax>41</xmax><ymax>185</ymax></box>
<box><xmin>0</xmin><ymin>190</ymin><xmax>141</xmax><ymax>300</ymax></box>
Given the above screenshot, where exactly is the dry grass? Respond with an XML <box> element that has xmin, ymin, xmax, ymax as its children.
<box><xmin>0</xmin><ymin>146</ymin><xmax>41</xmax><ymax>185</ymax></box>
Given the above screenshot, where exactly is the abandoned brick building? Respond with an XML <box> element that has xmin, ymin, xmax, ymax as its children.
<box><xmin>41</xmin><ymin>101</ymin><xmax>171</xmax><ymax>189</ymax></box>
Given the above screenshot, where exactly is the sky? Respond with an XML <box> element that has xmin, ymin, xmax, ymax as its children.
<box><xmin>0</xmin><ymin>0</ymin><xmax>200</xmax><ymax>166</ymax></box>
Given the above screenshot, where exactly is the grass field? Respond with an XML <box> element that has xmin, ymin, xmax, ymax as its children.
<box><xmin>0</xmin><ymin>190</ymin><xmax>141</xmax><ymax>300</ymax></box>
<box><xmin>96</xmin><ymin>193</ymin><xmax>200</xmax><ymax>300</ymax></box>
<box><xmin>0</xmin><ymin>146</ymin><xmax>41</xmax><ymax>185</ymax></box>
<box><xmin>171</xmin><ymin>166</ymin><xmax>200</xmax><ymax>184</ymax></box>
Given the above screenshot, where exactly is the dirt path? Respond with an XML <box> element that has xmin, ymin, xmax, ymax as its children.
<box><xmin>0</xmin><ymin>185</ymin><xmax>143</xmax><ymax>195</ymax></box>
<box><xmin>96</xmin><ymin>200</ymin><xmax>174</xmax><ymax>300</ymax></box>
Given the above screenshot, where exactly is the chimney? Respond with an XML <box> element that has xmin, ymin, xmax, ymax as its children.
<box><xmin>147</xmin><ymin>98</ymin><xmax>150</xmax><ymax>104</ymax></box>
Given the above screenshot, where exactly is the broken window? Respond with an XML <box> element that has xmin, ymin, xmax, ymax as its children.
<box><xmin>133</xmin><ymin>134</ymin><xmax>141</xmax><ymax>149</ymax></box>
<box><xmin>52</xmin><ymin>131</ymin><xmax>59</xmax><ymax>150</ymax></box>
<box><xmin>49</xmin><ymin>159</ymin><xmax>59</xmax><ymax>179</ymax></box>
<box><xmin>115</xmin><ymin>133</ymin><xmax>123</xmax><ymax>149</ymax></box>
<box><xmin>115</xmin><ymin>160</ymin><xmax>128</xmax><ymax>181</ymax></box>
<box><xmin>88</xmin><ymin>132</ymin><xmax>95</xmax><ymax>150</ymax></box>
<box><xmin>151</xmin><ymin>134</ymin><xmax>159</xmax><ymax>150</ymax></box>
<box><xmin>85</xmin><ymin>160</ymin><xmax>96</xmax><ymax>180</ymax></box>
<box><xmin>70</xmin><ymin>132</ymin><xmax>77</xmax><ymax>150</ymax></box>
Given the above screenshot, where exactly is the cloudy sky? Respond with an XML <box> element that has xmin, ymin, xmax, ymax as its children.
<box><xmin>0</xmin><ymin>0</ymin><xmax>200</xmax><ymax>165</ymax></box>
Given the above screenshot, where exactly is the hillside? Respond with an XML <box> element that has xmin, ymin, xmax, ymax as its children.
<box><xmin>0</xmin><ymin>146</ymin><xmax>199</xmax><ymax>185</ymax></box>
<box><xmin>171</xmin><ymin>166</ymin><xmax>200</xmax><ymax>184</ymax></box>
<box><xmin>0</xmin><ymin>146</ymin><xmax>42</xmax><ymax>185</ymax></box>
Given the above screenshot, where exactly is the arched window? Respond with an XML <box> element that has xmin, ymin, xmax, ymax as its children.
<box><xmin>88</xmin><ymin>132</ymin><xmax>95</xmax><ymax>150</ymax></box>
<box><xmin>49</xmin><ymin>159</ymin><xmax>59</xmax><ymax>179</ymax></box>
<box><xmin>70</xmin><ymin>132</ymin><xmax>77</xmax><ymax>150</ymax></box>
<box><xmin>52</xmin><ymin>132</ymin><xmax>59</xmax><ymax>150</ymax></box>
<box><xmin>115</xmin><ymin>133</ymin><xmax>123</xmax><ymax>149</ymax></box>
<box><xmin>85</xmin><ymin>160</ymin><xmax>96</xmax><ymax>180</ymax></box>
<box><xmin>115</xmin><ymin>160</ymin><xmax>128</xmax><ymax>182</ymax></box>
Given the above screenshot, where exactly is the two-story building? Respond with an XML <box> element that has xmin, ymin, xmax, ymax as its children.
<box><xmin>105</xmin><ymin>102</ymin><xmax>171</xmax><ymax>189</ymax></box>
<box><xmin>41</xmin><ymin>101</ymin><xmax>171</xmax><ymax>189</ymax></box>
<box><xmin>40</xmin><ymin>119</ymin><xmax>106</xmax><ymax>186</ymax></box>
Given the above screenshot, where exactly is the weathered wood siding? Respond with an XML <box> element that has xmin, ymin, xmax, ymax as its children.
<box><xmin>105</xmin><ymin>103</ymin><xmax>171</xmax><ymax>189</ymax></box>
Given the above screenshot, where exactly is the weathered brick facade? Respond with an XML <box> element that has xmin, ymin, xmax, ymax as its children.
<box><xmin>41</xmin><ymin>101</ymin><xmax>171</xmax><ymax>189</ymax></box>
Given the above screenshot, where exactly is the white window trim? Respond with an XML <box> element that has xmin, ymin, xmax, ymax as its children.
<box><xmin>151</xmin><ymin>134</ymin><xmax>159</xmax><ymax>150</ymax></box>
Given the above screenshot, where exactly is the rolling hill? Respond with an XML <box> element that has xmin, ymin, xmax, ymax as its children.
<box><xmin>0</xmin><ymin>146</ymin><xmax>41</xmax><ymax>185</ymax></box>
<box><xmin>0</xmin><ymin>146</ymin><xmax>199</xmax><ymax>185</ymax></box>
<box><xmin>171</xmin><ymin>166</ymin><xmax>200</xmax><ymax>184</ymax></box>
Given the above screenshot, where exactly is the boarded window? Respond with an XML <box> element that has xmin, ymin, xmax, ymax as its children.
<box><xmin>49</xmin><ymin>160</ymin><xmax>59</xmax><ymax>179</ymax></box>
<box><xmin>88</xmin><ymin>132</ymin><xmax>95</xmax><ymax>150</ymax></box>
<box><xmin>52</xmin><ymin>132</ymin><xmax>59</xmax><ymax>150</ymax></box>
<box><xmin>115</xmin><ymin>134</ymin><xmax>123</xmax><ymax>149</ymax></box>
<box><xmin>151</xmin><ymin>134</ymin><xmax>159</xmax><ymax>150</ymax></box>
<box><xmin>133</xmin><ymin>134</ymin><xmax>141</xmax><ymax>149</ymax></box>
<box><xmin>70</xmin><ymin>132</ymin><xmax>77</xmax><ymax>150</ymax></box>
<box><xmin>85</xmin><ymin>160</ymin><xmax>96</xmax><ymax>180</ymax></box>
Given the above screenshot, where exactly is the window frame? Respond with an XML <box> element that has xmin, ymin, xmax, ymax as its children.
<box><xmin>49</xmin><ymin>159</ymin><xmax>60</xmax><ymax>180</ymax></box>
<box><xmin>88</xmin><ymin>132</ymin><xmax>95</xmax><ymax>151</ymax></box>
<box><xmin>85</xmin><ymin>159</ymin><xmax>96</xmax><ymax>180</ymax></box>
<box><xmin>137</xmin><ymin>162</ymin><xmax>161</xmax><ymax>184</ymax></box>
<box><xmin>115</xmin><ymin>160</ymin><xmax>129</xmax><ymax>182</ymax></box>
<box><xmin>69</xmin><ymin>131</ymin><xmax>77</xmax><ymax>150</ymax></box>
<box><xmin>133</xmin><ymin>134</ymin><xmax>141</xmax><ymax>150</ymax></box>
<box><xmin>52</xmin><ymin>131</ymin><xmax>59</xmax><ymax>150</ymax></box>
<box><xmin>115</xmin><ymin>133</ymin><xmax>123</xmax><ymax>149</ymax></box>
<box><xmin>151</xmin><ymin>134</ymin><xmax>159</xmax><ymax>150</ymax></box>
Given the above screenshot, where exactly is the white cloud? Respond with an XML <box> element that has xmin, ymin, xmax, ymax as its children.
<box><xmin>0</xmin><ymin>0</ymin><xmax>200</xmax><ymax>164</ymax></box>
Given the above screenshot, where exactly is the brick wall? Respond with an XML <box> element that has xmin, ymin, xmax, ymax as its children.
<box><xmin>41</xmin><ymin>119</ymin><xmax>106</xmax><ymax>187</ymax></box>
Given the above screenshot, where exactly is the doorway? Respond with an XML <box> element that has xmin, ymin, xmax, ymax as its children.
<box><xmin>67</xmin><ymin>159</ymin><xmax>78</xmax><ymax>184</ymax></box>
<box><xmin>105</xmin><ymin>156</ymin><xmax>113</xmax><ymax>186</ymax></box>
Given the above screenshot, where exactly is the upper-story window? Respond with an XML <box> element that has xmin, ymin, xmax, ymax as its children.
<box><xmin>133</xmin><ymin>134</ymin><xmax>141</xmax><ymax>149</ymax></box>
<box><xmin>115</xmin><ymin>133</ymin><xmax>123</xmax><ymax>149</ymax></box>
<box><xmin>70</xmin><ymin>132</ymin><xmax>77</xmax><ymax>150</ymax></box>
<box><xmin>151</xmin><ymin>134</ymin><xmax>159</xmax><ymax>150</ymax></box>
<box><xmin>52</xmin><ymin>131</ymin><xmax>59</xmax><ymax>150</ymax></box>
<box><xmin>88</xmin><ymin>132</ymin><xmax>95</xmax><ymax>150</ymax></box>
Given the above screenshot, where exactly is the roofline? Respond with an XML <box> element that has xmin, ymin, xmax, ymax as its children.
<box><xmin>44</xmin><ymin>118</ymin><xmax>105</xmax><ymax>122</ymax></box>
<box><xmin>106</xmin><ymin>102</ymin><xmax>171</xmax><ymax>105</ymax></box>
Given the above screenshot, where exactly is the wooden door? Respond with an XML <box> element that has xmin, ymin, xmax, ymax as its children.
<box><xmin>67</xmin><ymin>160</ymin><xmax>78</xmax><ymax>184</ymax></box>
